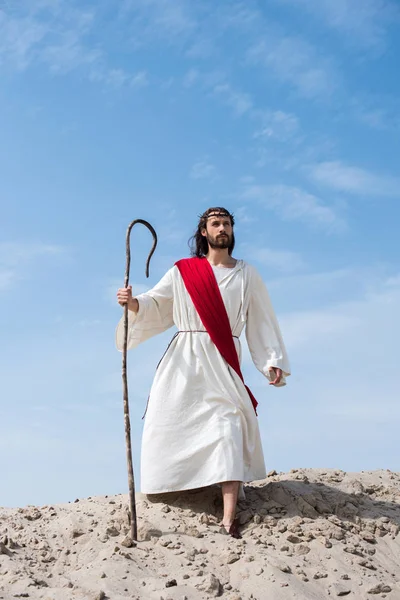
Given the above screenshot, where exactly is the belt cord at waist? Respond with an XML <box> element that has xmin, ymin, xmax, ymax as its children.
<box><xmin>178</xmin><ymin>330</ymin><xmax>239</xmax><ymax>339</ymax></box>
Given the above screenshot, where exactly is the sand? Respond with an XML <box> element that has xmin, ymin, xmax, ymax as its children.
<box><xmin>1</xmin><ymin>468</ymin><xmax>399</xmax><ymax>600</ymax></box>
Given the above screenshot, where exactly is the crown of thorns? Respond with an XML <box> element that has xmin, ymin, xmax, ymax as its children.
<box><xmin>198</xmin><ymin>208</ymin><xmax>235</xmax><ymax>225</ymax></box>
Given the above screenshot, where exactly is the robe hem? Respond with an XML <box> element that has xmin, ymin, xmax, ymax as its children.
<box><xmin>141</xmin><ymin>472</ymin><xmax>267</xmax><ymax>495</ymax></box>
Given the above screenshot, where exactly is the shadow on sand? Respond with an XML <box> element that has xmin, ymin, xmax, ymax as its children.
<box><xmin>144</xmin><ymin>477</ymin><xmax>400</xmax><ymax>529</ymax></box>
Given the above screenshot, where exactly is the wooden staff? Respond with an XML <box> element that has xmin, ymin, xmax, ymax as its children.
<box><xmin>122</xmin><ymin>219</ymin><xmax>157</xmax><ymax>541</ymax></box>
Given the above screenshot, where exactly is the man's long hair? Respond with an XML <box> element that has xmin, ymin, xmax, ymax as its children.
<box><xmin>189</xmin><ymin>207</ymin><xmax>235</xmax><ymax>258</ymax></box>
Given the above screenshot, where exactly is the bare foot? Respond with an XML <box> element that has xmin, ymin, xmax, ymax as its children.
<box><xmin>220</xmin><ymin>519</ymin><xmax>242</xmax><ymax>539</ymax></box>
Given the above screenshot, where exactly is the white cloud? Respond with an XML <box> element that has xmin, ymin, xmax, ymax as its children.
<box><xmin>0</xmin><ymin>269</ymin><xmax>15</xmax><ymax>292</ymax></box>
<box><xmin>247</xmin><ymin>36</ymin><xmax>338</xmax><ymax>100</ymax></box>
<box><xmin>253</xmin><ymin>110</ymin><xmax>299</xmax><ymax>142</ymax></box>
<box><xmin>283</xmin><ymin>305</ymin><xmax>358</xmax><ymax>350</ymax></box>
<box><xmin>130</xmin><ymin>70</ymin><xmax>148</xmax><ymax>88</ymax></box>
<box><xmin>354</xmin><ymin>105</ymin><xmax>398</xmax><ymax>131</ymax></box>
<box><xmin>120</xmin><ymin>0</ymin><xmax>196</xmax><ymax>46</ymax></box>
<box><xmin>214</xmin><ymin>2</ymin><xmax>262</xmax><ymax>31</ymax></box>
<box><xmin>386</xmin><ymin>273</ymin><xmax>400</xmax><ymax>287</ymax></box>
<box><xmin>0</xmin><ymin>3</ymin><xmax>148</xmax><ymax>91</ymax></box>
<box><xmin>182</xmin><ymin>68</ymin><xmax>226</xmax><ymax>90</ymax></box>
<box><xmin>352</xmin><ymin>93</ymin><xmax>400</xmax><ymax>132</ymax></box>
<box><xmin>270</xmin><ymin>266</ymin><xmax>361</xmax><ymax>292</ymax></box>
<box><xmin>121</xmin><ymin>0</ymin><xmax>261</xmax><ymax>56</ymax></box>
<box><xmin>186</xmin><ymin>37</ymin><xmax>215</xmax><ymax>59</ymax></box>
<box><xmin>39</xmin><ymin>10</ymin><xmax>100</xmax><ymax>73</ymax></box>
<box><xmin>0</xmin><ymin>241</ymin><xmax>66</xmax><ymax>292</ymax></box>
<box><xmin>0</xmin><ymin>241</ymin><xmax>63</xmax><ymax>265</ymax></box>
<box><xmin>0</xmin><ymin>4</ymin><xmax>97</xmax><ymax>72</ymax></box>
<box><xmin>279</xmin><ymin>0</ymin><xmax>398</xmax><ymax>50</ymax></box>
<box><xmin>90</xmin><ymin>67</ymin><xmax>148</xmax><ymax>89</ymax></box>
<box><xmin>241</xmin><ymin>183</ymin><xmax>346</xmax><ymax>231</ymax></box>
<box><xmin>213</xmin><ymin>83</ymin><xmax>253</xmax><ymax>117</ymax></box>
<box><xmin>0</xmin><ymin>9</ymin><xmax>47</xmax><ymax>70</ymax></box>
<box><xmin>183</xmin><ymin>68</ymin><xmax>200</xmax><ymax>88</ymax></box>
<box><xmin>240</xmin><ymin>245</ymin><xmax>305</xmax><ymax>273</ymax></box>
<box><xmin>233</xmin><ymin>205</ymin><xmax>257</xmax><ymax>224</ymax></box>
<box><xmin>147</xmin><ymin>0</ymin><xmax>194</xmax><ymax>37</ymax></box>
<box><xmin>182</xmin><ymin>69</ymin><xmax>254</xmax><ymax>119</ymax></box>
<box><xmin>190</xmin><ymin>160</ymin><xmax>216</xmax><ymax>180</ymax></box>
<box><xmin>308</xmin><ymin>161</ymin><xmax>400</xmax><ymax>197</ymax></box>
<box><xmin>280</xmin><ymin>269</ymin><xmax>400</xmax><ymax>354</ymax></box>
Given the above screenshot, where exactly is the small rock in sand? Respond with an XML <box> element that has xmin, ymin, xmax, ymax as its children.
<box><xmin>0</xmin><ymin>541</ymin><xmax>12</xmax><ymax>556</ymax></box>
<box><xmin>201</xmin><ymin>573</ymin><xmax>222</xmax><ymax>596</ymax></box>
<box><xmin>225</xmin><ymin>552</ymin><xmax>240</xmax><ymax>564</ymax></box>
<box><xmin>367</xmin><ymin>583</ymin><xmax>392</xmax><ymax>594</ymax></box>
<box><xmin>121</xmin><ymin>535</ymin><xmax>135</xmax><ymax>548</ymax></box>
<box><xmin>332</xmin><ymin>583</ymin><xmax>351</xmax><ymax>596</ymax></box>
<box><xmin>273</xmin><ymin>561</ymin><xmax>292</xmax><ymax>573</ymax></box>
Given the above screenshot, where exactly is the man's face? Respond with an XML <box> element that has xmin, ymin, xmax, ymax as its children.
<box><xmin>201</xmin><ymin>213</ymin><xmax>233</xmax><ymax>250</ymax></box>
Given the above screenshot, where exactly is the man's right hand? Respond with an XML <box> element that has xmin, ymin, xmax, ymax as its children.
<box><xmin>117</xmin><ymin>286</ymin><xmax>139</xmax><ymax>313</ymax></box>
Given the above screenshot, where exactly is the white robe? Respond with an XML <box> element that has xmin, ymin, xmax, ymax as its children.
<box><xmin>115</xmin><ymin>260</ymin><xmax>290</xmax><ymax>494</ymax></box>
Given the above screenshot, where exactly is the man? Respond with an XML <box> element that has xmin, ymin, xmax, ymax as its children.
<box><xmin>116</xmin><ymin>207</ymin><xmax>290</xmax><ymax>538</ymax></box>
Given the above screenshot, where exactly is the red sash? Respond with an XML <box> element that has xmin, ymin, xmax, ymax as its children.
<box><xmin>175</xmin><ymin>257</ymin><xmax>258</xmax><ymax>415</ymax></box>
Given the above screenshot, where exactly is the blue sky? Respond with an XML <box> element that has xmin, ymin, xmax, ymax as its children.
<box><xmin>1</xmin><ymin>0</ymin><xmax>399</xmax><ymax>507</ymax></box>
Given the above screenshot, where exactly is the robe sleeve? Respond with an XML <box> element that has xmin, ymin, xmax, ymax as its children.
<box><xmin>115</xmin><ymin>268</ymin><xmax>174</xmax><ymax>351</ymax></box>
<box><xmin>245</xmin><ymin>265</ymin><xmax>291</xmax><ymax>387</ymax></box>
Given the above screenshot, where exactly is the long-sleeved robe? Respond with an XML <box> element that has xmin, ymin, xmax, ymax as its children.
<box><xmin>116</xmin><ymin>260</ymin><xmax>290</xmax><ymax>494</ymax></box>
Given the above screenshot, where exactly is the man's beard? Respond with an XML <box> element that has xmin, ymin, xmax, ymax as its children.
<box><xmin>207</xmin><ymin>232</ymin><xmax>231</xmax><ymax>250</ymax></box>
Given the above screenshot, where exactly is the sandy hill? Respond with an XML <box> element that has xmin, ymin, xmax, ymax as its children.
<box><xmin>1</xmin><ymin>468</ymin><xmax>399</xmax><ymax>600</ymax></box>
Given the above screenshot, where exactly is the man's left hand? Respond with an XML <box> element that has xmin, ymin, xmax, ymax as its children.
<box><xmin>269</xmin><ymin>367</ymin><xmax>282</xmax><ymax>385</ymax></box>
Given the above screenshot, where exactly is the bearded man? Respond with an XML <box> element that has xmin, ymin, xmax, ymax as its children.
<box><xmin>116</xmin><ymin>207</ymin><xmax>290</xmax><ymax>538</ymax></box>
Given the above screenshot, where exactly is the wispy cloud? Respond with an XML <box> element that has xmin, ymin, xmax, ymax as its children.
<box><xmin>0</xmin><ymin>241</ymin><xmax>64</xmax><ymax>265</ymax></box>
<box><xmin>190</xmin><ymin>160</ymin><xmax>217</xmax><ymax>180</ymax></box>
<box><xmin>120</xmin><ymin>0</ymin><xmax>197</xmax><ymax>47</ymax></box>
<box><xmin>351</xmin><ymin>97</ymin><xmax>400</xmax><ymax>132</ymax></box>
<box><xmin>240</xmin><ymin>244</ymin><xmax>305</xmax><ymax>272</ymax></box>
<box><xmin>183</xmin><ymin>68</ymin><xmax>200</xmax><ymax>88</ymax></box>
<box><xmin>282</xmin><ymin>268</ymin><xmax>400</xmax><ymax>354</ymax></box>
<box><xmin>0</xmin><ymin>3</ymin><xmax>148</xmax><ymax>91</ymax></box>
<box><xmin>284</xmin><ymin>305</ymin><xmax>357</xmax><ymax>349</ymax></box>
<box><xmin>0</xmin><ymin>4</ymin><xmax>96</xmax><ymax>72</ymax></box>
<box><xmin>253</xmin><ymin>110</ymin><xmax>299</xmax><ymax>142</ymax></box>
<box><xmin>233</xmin><ymin>205</ymin><xmax>257</xmax><ymax>224</ymax></box>
<box><xmin>213</xmin><ymin>1</ymin><xmax>262</xmax><ymax>32</ymax></box>
<box><xmin>308</xmin><ymin>161</ymin><xmax>400</xmax><ymax>197</ymax></box>
<box><xmin>182</xmin><ymin>68</ymin><xmax>254</xmax><ymax>120</ymax></box>
<box><xmin>278</xmin><ymin>0</ymin><xmax>398</xmax><ymax>50</ymax></box>
<box><xmin>0</xmin><ymin>241</ymin><xmax>66</xmax><ymax>292</ymax></box>
<box><xmin>357</xmin><ymin>107</ymin><xmax>393</xmax><ymax>130</ymax></box>
<box><xmin>121</xmin><ymin>0</ymin><xmax>261</xmax><ymax>56</ymax></box>
<box><xmin>270</xmin><ymin>266</ymin><xmax>364</xmax><ymax>293</ymax></box>
<box><xmin>0</xmin><ymin>269</ymin><xmax>15</xmax><ymax>292</ymax></box>
<box><xmin>241</xmin><ymin>183</ymin><xmax>346</xmax><ymax>231</ymax></box>
<box><xmin>89</xmin><ymin>67</ymin><xmax>148</xmax><ymax>89</ymax></box>
<box><xmin>186</xmin><ymin>37</ymin><xmax>215</xmax><ymax>59</ymax></box>
<box><xmin>386</xmin><ymin>273</ymin><xmax>400</xmax><ymax>287</ymax></box>
<box><xmin>0</xmin><ymin>10</ymin><xmax>46</xmax><ymax>70</ymax></box>
<box><xmin>213</xmin><ymin>83</ymin><xmax>253</xmax><ymax>117</ymax></box>
<box><xmin>247</xmin><ymin>35</ymin><xmax>338</xmax><ymax>100</ymax></box>
<box><xmin>38</xmin><ymin>9</ymin><xmax>101</xmax><ymax>74</ymax></box>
